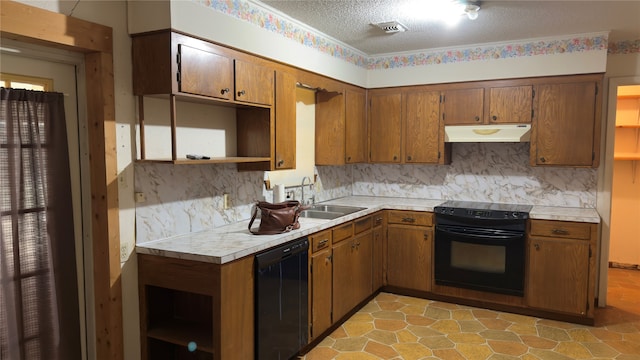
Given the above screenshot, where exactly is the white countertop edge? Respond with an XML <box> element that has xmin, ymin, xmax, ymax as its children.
<box><xmin>135</xmin><ymin>196</ymin><xmax>600</xmax><ymax>264</ymax></box>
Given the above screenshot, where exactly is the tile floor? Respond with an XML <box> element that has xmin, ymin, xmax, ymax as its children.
<box><xmin>302</xmin><ymin>268</ymin><xmax>640</xmax><ymax>359</ymax></box>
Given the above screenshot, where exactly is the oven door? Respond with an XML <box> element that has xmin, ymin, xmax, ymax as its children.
<box><xmin>434</xmin><ymin>224</ymin><xmax>525</xmax><ymax>296</ymax></box>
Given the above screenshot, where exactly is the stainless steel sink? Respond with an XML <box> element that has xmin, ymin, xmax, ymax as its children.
<box><xmin>299</xmin><ymin>204</ymin><xmax>366</xmax><ymax>220</ymax></box>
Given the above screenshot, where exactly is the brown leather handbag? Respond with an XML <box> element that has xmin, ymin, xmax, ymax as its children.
<box><xmin>248</xmin><ymin>200</ymin><xmax>304</xmax><ymax>235</ymax></box>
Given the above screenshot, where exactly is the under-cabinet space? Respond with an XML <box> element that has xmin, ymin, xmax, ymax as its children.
<box><xmin>145</xmin><ymin>286</ymin><xmax>214</xmax><ymax>358</ymax></box>
<box><xmin>136</xmin><ymin>95</ymin><xmax>272</xmax><ymax>166</ymax></box>
<box><xmin>138</xmin><ymin>254</ymin><xmax>254</xmax><ymax>360</ymax></box>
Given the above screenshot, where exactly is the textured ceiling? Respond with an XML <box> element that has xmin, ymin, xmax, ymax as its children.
<box><xmin>257</xmin><ymin>0</ymin><xmax>640</xmax><ymax>55</ymax></box>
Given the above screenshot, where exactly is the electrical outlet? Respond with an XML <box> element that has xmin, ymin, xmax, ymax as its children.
<box><xmin>223</xmin><ymin>193</ymin><xmax>230</xmax><ymax>209</ymax></box>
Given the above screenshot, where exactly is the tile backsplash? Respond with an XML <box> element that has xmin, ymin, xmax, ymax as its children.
<box><xmin>135</xmin><ymin>143</ymin><xmax>596</xmax><ymax>243</ymax></box>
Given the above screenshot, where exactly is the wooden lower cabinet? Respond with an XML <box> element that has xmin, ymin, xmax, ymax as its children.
<box><xmin>386</xmin><ymin>211</ymin><xmax>434</xmax><ymax>292</ymax></box>
<box><xmin>526</xmin><ymin>220</ymin><xmax>597</xmax><ymax>318</ymax></box>
<box><xmin>332</xmin><ymin>224</ymin><xmax>373</xmax><ymax>322</ymax></box>
<box><xmin>138</xmin><ymin>254</ymin><xmax>254</xmax><ymax>360</ymax></box>
<box><xmin>372</xmin><ymin>211</ymin><xmax>386</xmax><ymax>290</ymax></box>
<box><xmin>309</xmin><ymin>230</ymin><xmax>333</xmax><ymax>340</ymax></box>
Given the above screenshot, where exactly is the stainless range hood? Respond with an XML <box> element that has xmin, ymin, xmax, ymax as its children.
<box><xmin>444</xmin><ymin>124</ymin><xmax>531</xmax><ymax>143</ymax></box>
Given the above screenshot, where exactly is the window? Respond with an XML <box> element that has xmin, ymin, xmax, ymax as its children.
<box><xmin>0</xmin><ymin>73</ymin><xmax>52</xmax><ymax>91</ymax></box>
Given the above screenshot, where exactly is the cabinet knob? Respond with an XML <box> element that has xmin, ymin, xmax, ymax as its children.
<box><xmin>393</xmin><ymin>155</ymin><xmax>398</xmax><ymax>161</ymax></box>
<box><xmin>347</xmin><ymin>156</ymin><xmax>351</xmax><ymax>161</ymax></box>
<box><xmin>492</xmin><ymin>115</ymin><xmax>498</xmax><ymax>121</ymax></box>
<box><xmin>402</xmin><ymin>217</ymin><xmax>416</xmax><ymax>223</ymax></box>
<box><xmin>237</xmin><ymin>90</ymin><xmax>246</xmax><ymax>96</ymax></box>
<box><xmin>475</xmin><ymin>116</ymin><xmax>480</xmax><ymax>122</ymax></box>
<box><xmin>221</xmin><ymin>88</ymin><xmax>230</xmax><ymax>95</ymax></box>
<box><xmin>407</xmin><ymin>155</ymin><xmax>412</xmax><ymax>161</ymax></box>
<box><xmin>424</xmin><ymin>232</ymin><xmax>429</xmax><ymax>240</ymax></box>
<box><xmin>540</xmin><ymin>157</ymin><xmax>546</xmax><ymax>163</ymax></box>
<box><xmin>534</xmin><ymin>243</ymin><xmax>540</xmax><ymax>251</ymax></box>
<box><xmin>277</xmin><ymin>159</ymin><xmax>284</xmax><ymax>167</ymax></box>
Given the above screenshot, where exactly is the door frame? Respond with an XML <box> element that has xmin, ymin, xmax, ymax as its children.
<box><xmin>597</xmin><ymin>75</ymin><xmax>640</xmax><ymax>306</ymax></box>
<box><xmin>1</xmin><ymin>2</ymin><xmax>123</xmax><ymax>359</ymax></box>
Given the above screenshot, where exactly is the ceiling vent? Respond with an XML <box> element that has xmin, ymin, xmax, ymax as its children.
<box><xmin>373</xmin><ymin>20</ymin><xmax>408</xmax><ymax>34</ymax></box>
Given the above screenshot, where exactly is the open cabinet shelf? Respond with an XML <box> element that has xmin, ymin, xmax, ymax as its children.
<box><xmin>613</xmin><ymin>153</ymin><xmax>640</xmax><ymax>160</ymax></box>
<box><xmin>147</xmin><ymin>320</ymin><xmax>214</xmax><ymax>354</ymax></box>
<box><xmin>136</xmin><ymin>157</ymin><xmax>270</xmax><ymax>165</ymax></box>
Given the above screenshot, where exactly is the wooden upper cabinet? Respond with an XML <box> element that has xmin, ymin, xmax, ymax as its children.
<box><xmin>345</xmin><ymin>89</ymin><xmax>368</xmax><ymax>163</ymax></box>
<box><xmin>235</xmin><ymin>59</ymin><xmax>274</xmax><ymax>106</ymax></box>
<box><xmin>133</xmin><ymin>31</ymin><xmax>274</xmax><ymax>106</ymax></box>
<box><xmin>404</xmin><ymin>91</ymin><xmax>442</xmax><ymax>164</ymax></box>
<box><xmin>315</xmin><ymin>91</ymin><xmax>346</xmax><ymax>165</ymax></box>
<box><xmin>442</xmin><ymin>88</ymin><xmax>484</xmax><ymax>125</ymax></box>
<box><xmin>489</xmin><ymin>85</ymin><xmax>533</xmax><ymax>124</ymax></box>
<box><xmin>315</xmin><ymin>87</ymin><xmax>367</xmax><ymax>165</ymax></box>
<box><xmin>369</xmin><ymin>91</ymin><xmax>402</xmax><ymax>163</ymax></box>
<box><xmin>274</xmin><ymin>71</ymin><xmax>296</xmax><ymax>169</ymax></box>
<box><xmin>532</xmin><ymin>79</ymin><xmax>601</xmax><ymax>167</ymax></box>
<box><xmin>178</xmin><ymin>44</ymin><xmax>233</xmax><ymax>100</ymax></box>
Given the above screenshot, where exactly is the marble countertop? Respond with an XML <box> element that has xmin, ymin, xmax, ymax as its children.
<box><xmin>135</xmin><ymin>196</ymin><xmax>600</xmax><ymax>265</ymax></box>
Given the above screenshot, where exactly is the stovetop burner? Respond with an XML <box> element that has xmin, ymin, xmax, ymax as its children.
<box><xmin>435</xmin><ymin>201</ymin><xmax>532</xmax><ymax>220</ymax></box>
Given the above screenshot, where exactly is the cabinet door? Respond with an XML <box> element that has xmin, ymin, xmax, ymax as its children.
<box><xmin>353</xmin><ymin>231</ymin><xmax>373</xmax><ymax>304</ymax></box>
<box><xmin>345</xmin><ymin>89</ymin><xmax>367</xmax><ymax>163</ymax></box>
<box><xmin>372</xmin><ymin>213</ymin><xmax>386</xmax><ymax>290</ymax></box>
<box><xmin>442</xmin><ymin>88</ymin><xmax>484</xmax><ymax>125</ymax></box>
<box><xmin>527</xmin><ymin>237</ymin><xmax>590</xmax><ymax>315</ymax></box>
<box><xmin>405</xmin><ymin>91</ymin><xmax>441</xmax><ymax>163</ymax></box>
<box><xmin>274</xmin><ymin>71</ymin><xmax>296</xmax><ymax>169</ymax></box>
<box><xmin>178</xmin><ymin>44</ymin><xmax>233</xmax><ymax>100</ymax></box>
<box><xmin>332</xmin><ymin>239</ymin><xmax>355</xmax><ymax>321</ymax></box>
<box><xmin>489</xmin><ymin>85</ymin><xmax>533</xmax><ymax>124</ymax></box>
<box><xmin>533</xmin><ymin>81</ymin><xmax>598</xmax><ymax>166</ymax></box>
<box><xmin>234</xmin><ymin>59</ymin><xmax>274</xmax><ymax>105</ymax></box>
<box><xmin>315</xmin><ymin>91</ymin><xmax>346</xmax><ymax>165</ymax></box>
<box><xmin>369</xmin><ymin>92</ymin><xmax>402</xmax><ymax>163</ymax></box>
<box><xmin>310</xmin><ymin>248</ymin><xmax>333</xmax><ymax>340</ymax></box>
<box><xmin>386</xmin><ymin>224</ymin><xmax>432</xmax><ymax>291</ymax></box>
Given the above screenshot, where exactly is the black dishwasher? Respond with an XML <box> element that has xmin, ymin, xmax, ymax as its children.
<box><xmin>255</xmin><ymin>237</ymin><xmax>309</xmax><ymax>360</ymax></box>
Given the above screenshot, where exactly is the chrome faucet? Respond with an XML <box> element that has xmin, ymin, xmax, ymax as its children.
<box><xmin>301</xmin><ymin>176</ymin><xmax>312</xmax><ymax>205</ymax></box>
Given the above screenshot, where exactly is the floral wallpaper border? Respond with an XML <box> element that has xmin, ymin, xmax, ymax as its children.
<box><xmin>194</xmin><ymin>0</ymin><xmax>637</xmax><ymax>69</ymax></box>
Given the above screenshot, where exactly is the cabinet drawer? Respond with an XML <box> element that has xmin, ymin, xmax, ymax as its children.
<box><xmin>310</xmin><ymin>230</ymin><xmax>332</xmax><ymax>253</ymax></box>
<box><xmin>332</xmin><ymin>222</ymin><xmax>353</xmax><ymax>243</ymax></box>
<box><xmin>354</xmin><ymin>216</ymin><xmax>372</xmax><ymax>234</ymax></box>
<box><xmin>530</xmin><ymin>220</ymin><xmax>592</xmax><ymax>240</ymax></box>
<box><xmin>372</xmin><ymin>212</ymin><xmax>385</xmax><ymax>228</ymax></box>
<box><xmin>387</xmin><ymin>211</ymin><xmax>433</xmax><ymax>226</ymax></box>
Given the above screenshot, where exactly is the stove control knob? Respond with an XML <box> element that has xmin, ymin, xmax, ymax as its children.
<box><xmin>512</xmin><ymin>212</ymin><xmax>519</xmax><ymax>218</ymax></box>
<box><xmin>449</xmin><ymin>209</ymin><xmax>455</xmax><ymax>215</ymax></box>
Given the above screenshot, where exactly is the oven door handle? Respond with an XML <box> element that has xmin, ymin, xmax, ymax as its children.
<box><xmin>436</xmin><ymin>225</ymin><xmax>524</xmax><ymax>244</ymax></box>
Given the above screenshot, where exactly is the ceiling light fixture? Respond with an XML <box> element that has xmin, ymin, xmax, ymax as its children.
<box><xmin>463</xmin><ymin>2</ymin><xmax>480</xmax><ymax>20</ymax></box>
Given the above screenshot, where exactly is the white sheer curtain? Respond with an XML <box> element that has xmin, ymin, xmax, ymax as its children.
<box><xmin>0</xmin><ymin>88</ymin><xmax>80</xmax><ymax>359</ymax></box>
